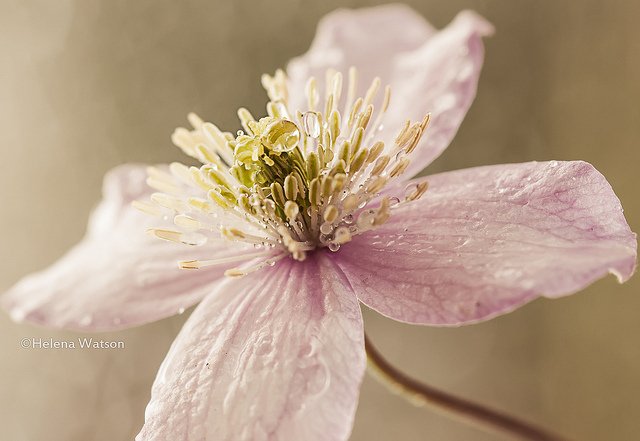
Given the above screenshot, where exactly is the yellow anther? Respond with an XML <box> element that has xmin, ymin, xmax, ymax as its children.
<box><xmin>349</xmin><ymin>148</ymin><xmax>368</xmax><ymax>174</ymax></box>
<box><xmin>342</xmin><ymin>194</ymin><xmax>359</xmax><ymax>211</ymax></box>
<box><xmin>147</xmin><ymin>229</ymin><xmax>182</xmax><ymax>243</ymax></box>
<box><xmin>270</xmin><ymin>182</ymin><xmax>286</xmax><ymax>207</ymax></box>
<box><xmin>222</xmin><ymin>227</ymin><xmax>246</xmax><ymax>240</ymax></box>
<box><xmin>389</xmin><ymin>158</ymin><xmax>410</xmax><ymax>178</ymax></box>
<box><xmin>406</xmin><ymin>181</ymin><xmax>429</xmax><ymax>201</ymax></box>
<box><xmin>333</xmin><ymin>226</ymin><xmax>352</xmax><ymax>244</ymax></box>
<box><xmin>366</xmin><ymin>141</ymin><xmax>385</xmax><ymax>164</ymax></box>
<box><xmin>237</xmin><ymin>108</ymin><xmax>256</xmax><ymax>135</ymax></box>
<box><xmin>324</xmin><ymin>205</ymin><xmax>340</xmax><ymax>223</ymax></box>
<box><xmin>284</xmin><ymin>200</ymin><xmax>299</xmax><ymax>221</ymax></box>
<box><xmin>309</xmin><ymin>178</ymin><xmax>321</xmax><ymax>206</ymax></box>
<box><xmin>371</xmin><ymin>155</ymin><xmax>390</xmax><ymax>176</ymax></box>
<box><xmin>374</xmin><ymin>197</ymin><xmax>391</xmax><ymax>226</ymax></box>
<box><xmin>366</xmin><ymin>176</ymin><xmax>387</xmax><ymax>194</ymax></box>
<box><xmin>284</xmin><ymin>174</ymin><xmax>298</xmax><ymax>200</ymax></box>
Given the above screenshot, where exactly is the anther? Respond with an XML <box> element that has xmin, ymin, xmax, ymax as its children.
<box><xmin>323</xmin><ymin>205</ymin><xmax>340</xmax><ymax>223</ymax></box>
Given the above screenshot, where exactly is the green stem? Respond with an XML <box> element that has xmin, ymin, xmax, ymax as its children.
<box><xmin>364</xmin><ymin>333</ymin><xmax>570</xmax><ymax>441</ymax></box>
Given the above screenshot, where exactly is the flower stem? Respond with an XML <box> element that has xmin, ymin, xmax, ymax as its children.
<box><xmin>364</xmin><ymin>333</ymin><xmax>570</xmax><ymax>441</ymax></box>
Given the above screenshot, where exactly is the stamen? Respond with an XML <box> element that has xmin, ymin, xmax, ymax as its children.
<box><xmin>179</xmin><ymin>250</ymin><xmax>274</xmax><ymax>270</ymax></box>
<box><xmin>132</xmin><ymin>200</ymin><xmax>163</xmax><ymax>216</ymax></box>
<box><xmin>140</xmin><ymin>67</ymin><xmax>431</xmax><ymax>272</ymax></box>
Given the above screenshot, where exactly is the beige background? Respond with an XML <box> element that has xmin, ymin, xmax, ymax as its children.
<box><xmin>1</xmin><ymin>1</ymin><xmax>638</xmax><ymax>440</ymax></box>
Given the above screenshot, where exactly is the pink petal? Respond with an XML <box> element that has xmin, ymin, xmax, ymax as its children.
<box><xmin>137</xmin><ymin>253</ymin><xmax>365</xmax><ymax>441</ymax></box>
<box><xmin>1</xmin><ymin>164</ymin><xmax>252</xmax><ymax>331</ymax></box>
<box><xmin>334</xmin><ymin>161</ymin><xmax>637</xmax><ymax>326</ymax></box>
<box><xmin>287</xmin><ymin>5</ymin><xmax>493</xmax><ymax>178</ymax></box>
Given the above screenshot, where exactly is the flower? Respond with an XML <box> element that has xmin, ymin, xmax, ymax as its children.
<box><xmin>2</xmin><ymin>4</ymin><xmax>636</xmax><ymax>441</ymax></box>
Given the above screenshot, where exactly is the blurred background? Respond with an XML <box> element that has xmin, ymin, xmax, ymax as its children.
<box><xmin>1</xmin><ymin>0</ymin><xmax>638</xmax><ymax>440</ymax></box>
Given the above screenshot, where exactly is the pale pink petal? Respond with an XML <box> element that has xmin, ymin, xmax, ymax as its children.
<box><xmin>287</xmin><ymin>5</ymin><xmax>493</xmax><ymax>177</ymax></box>
<box><xmin>334</xmin><ymin>161</ymin><xmax>637</xmax><ymax>326</ymax></box>
<box><xmin>137</xmin><ymin>253</ymin><xmax>365</xmax><ymax>441</ymax></box>
<box><xmin>1</xmin><ymin>164</ymin><xmax>254</xmax><ymax>331</ymax></box>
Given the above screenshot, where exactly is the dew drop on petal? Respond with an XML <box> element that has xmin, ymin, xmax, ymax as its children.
<box><xmin>328</xmin><ymin>242</ymin><xmax>340</xmax><ymax>252</ymax></box>
<box><xmin>434</xmin><ymin>93</ymin><xmax>457</xmax><ymax>112</ymax></box>
<box><xmin>456</xmin><ymin>61</ymin><xmax>475</xmax><ymax>81</ymax></box>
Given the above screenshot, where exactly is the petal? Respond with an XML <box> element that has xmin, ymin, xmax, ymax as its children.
<box><xmin>287</xmin><ymin>5</ymin><xmax>493</xmax><ymax>177</ymax></box>
<box><xmin>1</xmin><ymin>164</ymin><xmax>254</xmax><ymax>331</ymax></box>
<box><xmin>334</xmin><ymin>161</ymin><xmax>637</xmax><ymax>326</ymax></box>
<box><xmin>136</xmin><ymin>253</ymin><xmax>365</xmax><ymax>441</ymax></box>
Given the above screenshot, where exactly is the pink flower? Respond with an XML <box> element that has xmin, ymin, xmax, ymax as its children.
<box><xmin>3</xmin><ymin>5</ymin><xmax>636</xmax><ymax>441</ymax></box>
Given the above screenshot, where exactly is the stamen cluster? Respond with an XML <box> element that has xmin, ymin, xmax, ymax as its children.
<box><xmin>136</xmin><ymin>68</ymin><xmax>429</xmax><ymax>276</ymax></box>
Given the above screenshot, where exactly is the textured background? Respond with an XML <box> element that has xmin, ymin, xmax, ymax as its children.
<box><xmin>1</xmin><ymin>1</ymin><xmax>638</xmax><ymax>440</ymax></box>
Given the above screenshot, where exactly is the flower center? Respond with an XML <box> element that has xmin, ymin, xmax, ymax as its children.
<box><xmin>136</xmin><ymin>68</ymin><xmax>429</xmax><ymax>276</ymax></box>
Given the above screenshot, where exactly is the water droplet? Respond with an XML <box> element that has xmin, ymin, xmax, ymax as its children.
<box><xmin>320</xmin><ymin>222</ymin><xmax>334</xmax><ymax>234</ymax></box>
<box><xmin>298</xmin><ymin>340</ymin><xmax>317</xmax><ymax>359</ymax></box>
<box><xmin>456</xmin><ymin>61</ymin><xmax>475</xmax><ymax>81</ymax></box>
<box><xmin>395</xmin><ymin>151</ymin><xmax>405</xmax><ymax>161</ymax></box>
<box><xmin>255</xmin><ymin>335</ymin><xmax>274</xmax><ymax>356</ymax></box>
<box><xmin>344</xmin><ymin>214</ymin><xmax>354</xmax><ymax>224</ymax></box>
<box><xmin>389</xmin><ymin>197</ymin><xmax>401</xmax><ymax>207</ymax></box>
<box><xmin>434</xmin><ymin>93</ymin><xmax>457</xmax><ymax>112</ymax></box>
<box><xmin>357</xmin><ymin>210</ymin><xmax>375</xmax><ymax>228</ymax></box>
<box><xmin>302</xmin><ymin>111</ymin><xmax>321</xmax><ymax>138</ymax></box>
<box><xmin>236</xmin><ymin>130</ymin><xmax>244</xmax><ymax>136</ymax></box>
<box><xmin>328</xmin><ymin>242</ymin><xmax>341</xmax><ymax>252</ymax></box>
<box><xmin>177</xmin><ymin>307</ymin><xmax>185</xmax><ymax>314</ymax></box>
<box><xmin>263</xmin><ymin>119</ymin><xmax>300</xmax><ymax>153</ymax></box>
<box><xmin>549</xmin><ymin>160</ymin><xmax>559</xmax><ymax>168</ymax></box>
<box><xmin>180</xmin><ymin>232</ymin><xmax>207</xmax><ymax>246</ymax></box>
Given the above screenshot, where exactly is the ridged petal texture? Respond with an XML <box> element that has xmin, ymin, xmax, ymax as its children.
<box><xmin>137</xmin><ymin>253</ymin><xmax>365</xmax><ymax>441</ymax></box>
<box><xmin>335</xmin><ymin>161</ymin><xmax>637</xmax><ymax>325</ymax></box>
<box><xmin>287</xmin><ymin>4</ymin><xmax>494</xmax><ymax>178</ymax></box>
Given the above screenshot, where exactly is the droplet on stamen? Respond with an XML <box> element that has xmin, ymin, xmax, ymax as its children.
<box><xmin>302</xmin><ymin>112</ymin><xmax>321</xmax><ymax>138</ymax></box>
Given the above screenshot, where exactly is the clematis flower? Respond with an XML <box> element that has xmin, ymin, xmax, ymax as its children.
<box><xmin>3</xmin><ymin>4</ymin><xmax>636</xmax><ymax>441</ymax></box>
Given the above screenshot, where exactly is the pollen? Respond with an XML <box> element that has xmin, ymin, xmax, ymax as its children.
<box><xmin>137</xmin><ymin>68</ymin><xmax>430</xmax><ymax>275</ymax></box>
